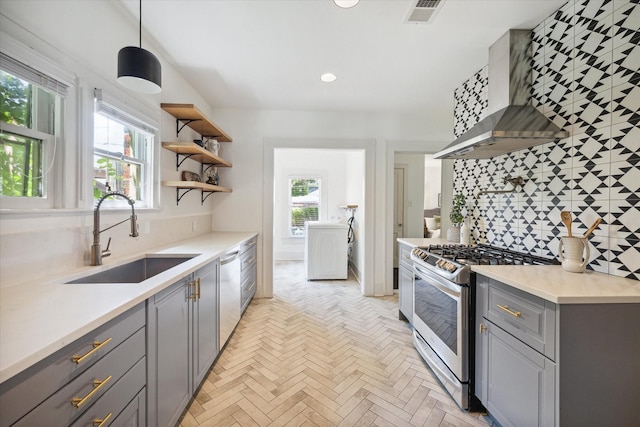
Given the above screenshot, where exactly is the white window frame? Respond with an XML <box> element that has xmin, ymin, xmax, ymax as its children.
<box><xmin>288</xmin><ymin>176</ymin><xmax>321</xmax><ymax>238</ymax></box>
<box><xmin>0</xmin><ymin>34</ymin><xmax>74</xmax><ymax>211</ymax></box>
<box><xmin>91</xmin><ymin>89</ymin><xmax>158</xmax><ymax>210</ymax></box>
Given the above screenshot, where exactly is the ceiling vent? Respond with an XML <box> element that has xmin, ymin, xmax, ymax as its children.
<box><xmin>405</xmin><ymin>0</ymin><xmax>445</xmax><ymax>24</ymax></box>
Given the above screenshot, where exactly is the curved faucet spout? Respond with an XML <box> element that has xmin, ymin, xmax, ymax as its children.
<box><xmin>91</xmin><ymin>192</ymin><xmax>139</xmax><ymax>266</ymax></box>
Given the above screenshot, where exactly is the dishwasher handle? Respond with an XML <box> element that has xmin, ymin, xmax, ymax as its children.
<box><xmin>221</xmin><ymin>250</ymin><xmax>240</xmax><ymax>265</ymax></box>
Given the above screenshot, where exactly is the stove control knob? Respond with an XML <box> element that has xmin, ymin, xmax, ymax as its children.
<box><xmin>447</xmin><ymin>263</ymin><xmax>457</xmax><ymax>272</ymax></box>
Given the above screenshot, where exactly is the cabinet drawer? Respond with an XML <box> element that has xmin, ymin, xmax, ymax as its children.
<box><xmin>241</xmin><ymin>270</ymin><xmax>256</xmax><ymax>310</ymax></box>
<box><xmin>399</xmin><ymin>243</ymin><xmax>413</xmax><ymax>270</ymax></box>
<box><xmin>14</xmin><ymin>327</ymin><xmax>145</xmax><ymax>426</ymax></box>
<box><xmin>70</xmin><ymin>357</ymin><xmax>146</xmax><ymax>427</ymax></box>
<box><xmin>241</xmin><ymin>246</ymin><xmax>257</xmax><ymax>276</ymax></box>
<box><xmin>0</xmin><ymin>303</ymin><xmax>145</xmax><ymax>427</ymax></box>
<box><xmin>109</xmin><ymin>388</ymin><xmax>146</xmax><ymax>427</ymax></box>
<box><xmin>239</xmin><ymin>236</ymin><xmax>257</xmax><ymax>255</ymax></box>
<box><xmin>486</xmin><ymin>279</ymin><xmax>556</xmax><ymax>360</ymax></box>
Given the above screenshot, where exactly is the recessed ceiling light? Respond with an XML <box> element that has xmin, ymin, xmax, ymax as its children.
<box><xmin>334</xmin><ymin>0</ymin><xmax>359</xmax><ymax>9</ymax></box>
<box><xmin>320</xmin><ymin>73</ymin><xmax>337</xmax><ymax>83</ymax></box>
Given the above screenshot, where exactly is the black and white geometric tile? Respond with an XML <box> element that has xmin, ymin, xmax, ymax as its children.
<box><xmin>452</xmin><ymin>0</ymin><xmax>640</xmax><ymax>280</ymax></box>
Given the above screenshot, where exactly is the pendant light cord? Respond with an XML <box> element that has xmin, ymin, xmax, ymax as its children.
<box><xmin>139</xmin><ymin>0</ymin><xmax>142</xmax><ymax>48</ymax></box>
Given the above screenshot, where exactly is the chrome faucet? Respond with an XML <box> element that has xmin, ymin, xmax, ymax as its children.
<box><xmin>91</xmin><ymin>191</ymin><xmax>139</xmax><ymax>266</ymax></box>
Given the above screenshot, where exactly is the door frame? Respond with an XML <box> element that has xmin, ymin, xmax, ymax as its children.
<box><xmin>263</xmin><ymin>137</ymin><xmax>376</xmax><ymax>297</ymax></box>
<box><xmin>385</xmin><ymin>141</ymin><xmax>449</xmax><ymax>296</ymax></box>
<box><xmin>393</xmin><ymin>165</ymin><xmax>408</xmax><ymax>269</ymax></box>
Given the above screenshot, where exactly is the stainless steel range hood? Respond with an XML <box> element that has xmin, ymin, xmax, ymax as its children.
<box><xmin>434</xmin><ymin>29</ymin><xmax>569</xmax><ymax>159</ymax></box>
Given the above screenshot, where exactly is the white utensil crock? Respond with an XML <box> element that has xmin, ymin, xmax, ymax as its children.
<box><xmin>558</xmin><ymin>236</ymin><xmax>590</xmax><ymax>273</ymax></box>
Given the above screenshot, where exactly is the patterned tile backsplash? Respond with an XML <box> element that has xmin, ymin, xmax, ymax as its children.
<box><xmin>452</xmin><ymin>0</ymin><xmax>639</xmax><ymax>280</ymax></box>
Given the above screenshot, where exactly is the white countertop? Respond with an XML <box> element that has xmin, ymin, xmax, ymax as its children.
<box><xmin>0</xmin><ymin>231</ymin><xmax>257</xmax><ymax>384</ymax></box>
<box><xmin>473</xmin><ymin>265</ymin><xmax>640</xmax><ymax>304</ymax></box>
<box><xmin>396</xmin><ymin>237</ymin><xmax>640</xmax><ymax>305</ymax></box>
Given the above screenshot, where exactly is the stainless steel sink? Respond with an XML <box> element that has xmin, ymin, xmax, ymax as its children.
<box><xmin>65</xmin><ymin>255</ymin><xmax>197</xmax><ymax>284</ymax></box>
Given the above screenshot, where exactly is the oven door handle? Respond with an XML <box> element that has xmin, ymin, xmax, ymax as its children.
<box><xmin>413</xmin><ymin>263</ymin><xmax>462</xmax><ymax>299</ymax></box>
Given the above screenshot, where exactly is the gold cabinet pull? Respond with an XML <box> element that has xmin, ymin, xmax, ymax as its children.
<box><xmin>72</xmin><ymin>338</ymin><xmax>113</xmax><ymax>364</ymax></box>
<box><xmin>93</xmin><ymin>412</ymin><xmax>113</xmax><ymax>427</ymax></box>
<box><xmin>188</xmin><ymin>280</ymin><xmax>197</xmax><ymax>301</ymax></box>
<box><xmin>479</xmin><ymin>323</ymin><xmax>487</xmax><ymax>333</ymax></box>
<box><xmin>497</xmin><ymin>304</ymin><xmax>521</xmax><ymax>318</ymax></box>
<box><xmin>71</xmin><ymin>375</ymin><xmax>112</xmax><ymax>408</ymax></box>
<box><xmin>197</xmin><ymin>277</ymin><xmax>201</xmax><ymax>299</ymax></box>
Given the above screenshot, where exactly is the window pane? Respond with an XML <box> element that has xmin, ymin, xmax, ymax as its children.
<box><xmin>93</xmin><ymin>109</ymin><xmax>152</xmax><ymax>205</ymax></box>
<box><xmin>0</xmin><ymin>130</ymin><xmax>43</xmax><ymax>197</ymax></box>
<box><xmin>0</xmin><ymin>70</ymin><xmax>32</xmax><ymax>129</ymax></box>
<box><xmin>290</xmin><ymin>178</ymin><xmax>320</xmax><ymax>236</ymax></box>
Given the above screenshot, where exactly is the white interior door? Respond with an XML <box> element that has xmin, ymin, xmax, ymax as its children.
<box><xmin>393</xmin><ymin>167</ymin><xmax>405</xmax><ymax>268</ymax></box>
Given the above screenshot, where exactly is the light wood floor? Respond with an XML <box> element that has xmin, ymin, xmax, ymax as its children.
<box><xmin>179</xmin><ymin>261</ymin><xmax>492</xmax><ymax>427</ymax></box>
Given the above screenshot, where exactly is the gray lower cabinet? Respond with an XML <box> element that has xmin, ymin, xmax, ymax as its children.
<box><xmin>398</xmin><ymin>242</ymin><xmax>413</xmax><ymax>323</ymax></box>
<box><xmin>0</xmin><ymin>303</ymin><xmax>146</xmax><ymax>427</ymax></box>
<box><xmin>479</xmin><ymin>319</ymin><xmax>555</xmax><ymax>427</ymax></box>
<box><xmin>476</xmin><ymin>274</ymin><xmax>640</xmax><ymax>427</ymax></box>
<box><xmin>476</xmin><ymin>276</ymin><xmax>556</xmax><ymax>427</ymax></box>
<box><xmin>147</xmin><ymin>276</ymin><xmax>192</xmax><ymax>427</ymax></box>
<box><xmin>147</xmin><ymin>259</ymin><xmax>220</xmax><ymax>427</ymax></box>
<box><xmin>240</xmin><ymin>236</ymin><xmax>257</xmax><ymax>314</ymax></box>
<box><xmin>192</xmin><ymin>261</ymin><xmax>219</xmax><ymax>389</ymax></box>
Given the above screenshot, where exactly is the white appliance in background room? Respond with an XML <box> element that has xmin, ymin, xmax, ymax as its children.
<box><xmin>304</xmin><ymin>222</ymin><xmax>348</xmax><ymax>280</ymax></box>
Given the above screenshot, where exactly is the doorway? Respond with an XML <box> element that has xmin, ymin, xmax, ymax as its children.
<box><xmin>392</xmin><ymin>153</ymin><xmax>442</xmax><ymax>290</ymax></box>
<box><xmin>263</xmin><ymin>138</ymin><xmax>376</xmax><ymax>298</ymax></box>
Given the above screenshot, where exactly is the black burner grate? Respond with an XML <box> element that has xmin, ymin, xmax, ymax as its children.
<box><xmin>425</xmin><ymin>244</ymin><xmax>559</xmax><ymax>266</ymax></box>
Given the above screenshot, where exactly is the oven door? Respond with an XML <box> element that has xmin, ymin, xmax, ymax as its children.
<box><xmin>413</xmin><ymin>262</ymin><xmax>468</xmax><ymax>382</ymax></box>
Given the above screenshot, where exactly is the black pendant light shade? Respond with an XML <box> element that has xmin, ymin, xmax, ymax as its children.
<box><xmin>117</xmin><ymin>46</ymin><xmax>162</xmax><ymax>94</ymax></box>
<box><xmin>117</xmin><ymin>0</ymin><xmax>162</xmax><ymax>94</ymax></box>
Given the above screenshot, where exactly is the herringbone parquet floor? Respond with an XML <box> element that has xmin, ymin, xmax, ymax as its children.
<box><xmin>179</xmin><ymin>261</ymin><xmax>492</xmax><ymax>427</ymax></box>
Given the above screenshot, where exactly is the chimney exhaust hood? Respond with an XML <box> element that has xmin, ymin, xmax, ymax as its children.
<box><xmin>434</xmin><ymin>29</ymin><xmax>569</xmax><ymax>160</ymax></box>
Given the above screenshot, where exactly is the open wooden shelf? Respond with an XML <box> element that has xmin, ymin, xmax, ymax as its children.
<box><xmin>161</xmin><ymin>103</ymin><xmax>232</xmax><ymax>142</ymax></box>
<box><xmin>162</xmin><ymin>142</ymin><xmax>232</xmax><ymax>168</ymax></box>
<box><xmin>162</xmin><ymin>181</ymin><xmax>232</xmax><ymax>193</ymax></box>
<box><xmin>162</xmin><ymin>180</ymin><xmax>232</xmax><ymax>205</ymax></box>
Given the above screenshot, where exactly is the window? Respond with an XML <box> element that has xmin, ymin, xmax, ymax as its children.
<box><xmin>289</xmin><ymin>177</ymin><xmax>320</xmax><ymax>237</ymax></box>
<box><xmin>93</xmin><ymin>91</ymin><xmax>155</xmax><ymax>209</ymax></box>
<box><xmin>0</xmin><ymin>64</ymin><xmax>63</xmax><ymax>207</ymax></box>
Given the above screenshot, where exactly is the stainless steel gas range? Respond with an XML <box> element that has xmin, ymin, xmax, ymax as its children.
<box><xmin>410</xmin><ymin>244</ymin><xmax>558</xmax><ymax>410</ymax></box>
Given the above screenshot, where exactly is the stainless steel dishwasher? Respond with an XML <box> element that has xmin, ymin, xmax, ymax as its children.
<box><xmin>219</xmin><ymin>247</ymin><xmax>241</xmax><ymax>349</ymax></box>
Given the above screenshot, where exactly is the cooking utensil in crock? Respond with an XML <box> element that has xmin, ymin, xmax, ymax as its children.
<box><xmin>583</xmin><ymin>218</ymin><xmax>602</xmax><ymax>239</ymax></box>
<box><xmin>560</xmin><ymin>211</ymin><xmax>573</xmax><ymax>237</ymax></box>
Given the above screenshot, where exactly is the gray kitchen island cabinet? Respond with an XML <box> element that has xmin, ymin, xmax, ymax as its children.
<box><xmin>398</xmin><ymin>242</ymin><xmax>413</xmax><ymax>324</ymax></box>
<box><xmin>475</xmin><ymin>274</ymin><xmax>640</xmax><ymax>427</ymax></box>
<box><xmin>147</xmin><ymin>259</ymin><xmax>219</xmax><ymax>427</ymax></box>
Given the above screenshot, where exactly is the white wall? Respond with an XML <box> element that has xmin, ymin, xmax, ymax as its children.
<box><xmin>273</xmin><ymin>148</ymin><xmax>362</xmax><ymax>261</ymax></box>
<box><xmin>424</xmin><ymin>155</ymin><xmax>442</xmax><ymax>210</ymax></box>
<box><xmin>0</xmin><ymin>2</ymin><xmax>452</xmax><ymax>296</ymax></box>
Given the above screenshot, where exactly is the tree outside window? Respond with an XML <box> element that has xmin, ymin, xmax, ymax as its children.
<box><xmin>289</xmin><ymin>178</ymin><xmax>320</xmax><ymax>237</ymax></box>
<box><xmin>0</xmin><ymin>69</ymin><xmax>56</xmax><ymax>199</ymax></box>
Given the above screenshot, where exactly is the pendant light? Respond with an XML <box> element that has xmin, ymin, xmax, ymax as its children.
<box><xmin>117</xmin><ymin>0</ymin><xmax>162</xmax><ymax>94</ymax></box>
<box><xmin>334</xmin><ymin>0</ymin><xmax>359</xmax><ymax>8</ymax></box>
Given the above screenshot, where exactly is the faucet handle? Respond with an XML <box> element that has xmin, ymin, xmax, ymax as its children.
<box><xmin>102</xmin><ymin>237</ymin><xmax>112</xmax><ymax>258</ymax></box>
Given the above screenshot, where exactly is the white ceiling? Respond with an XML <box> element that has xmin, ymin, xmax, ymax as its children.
<box><xmin>120</xmin><ymin>0</ymin><xmax>566</xmax><ymax>116</ymax></box>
